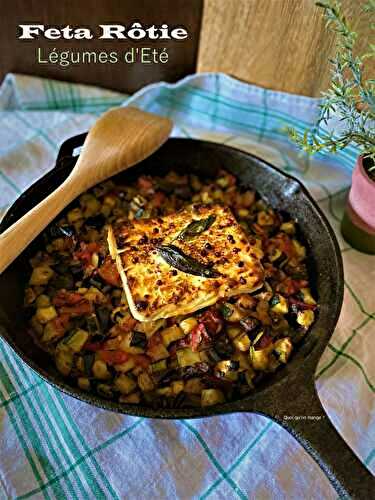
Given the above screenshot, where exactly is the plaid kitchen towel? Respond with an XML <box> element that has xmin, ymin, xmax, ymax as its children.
<box><xmin>0</xmin><ymin>72</ymin><xmax>373</xmax><ymax>500</ymax></box>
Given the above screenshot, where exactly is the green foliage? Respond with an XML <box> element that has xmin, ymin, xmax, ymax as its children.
<box><xmin>286</xmin><ymin>0</ymin><xmax>375</xmax><ymax>166</ymax></box>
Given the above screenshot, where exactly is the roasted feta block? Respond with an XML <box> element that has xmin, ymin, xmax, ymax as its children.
<box><xmin>108</xmin><ymin>204</ymin><xmax>264</xmax><ymax>321</ymax></box>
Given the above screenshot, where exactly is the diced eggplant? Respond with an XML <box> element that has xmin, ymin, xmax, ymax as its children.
<box><xmin>86</xmin><ymin>313</ymin><xmax>100</xmax><ymax>335</ymax></box>
<box><xmin>85</xmin><ymin>214</ymin><xmax>106</xmax><ymax>229</ymax></box>
<box><xmin>130</xmin><ymin>331</ymin><xmax>147</xmax><ymax>349</ymax></box>
<box><xmin>97</xmin><ymin>384</ymin><xmax>114</xmax><ymax>399</ymax></box>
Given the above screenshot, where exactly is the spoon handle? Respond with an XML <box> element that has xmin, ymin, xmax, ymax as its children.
<box><xmin>0</xmin><ymin>177</ymin><xmax>78</xmax><ymax>274</ymax></box>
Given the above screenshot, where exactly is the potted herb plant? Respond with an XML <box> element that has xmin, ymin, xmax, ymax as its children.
<box><xmin>287</xmin><ymin>0</ymin><xmax>375</xmax><ymax>254</ymax></box>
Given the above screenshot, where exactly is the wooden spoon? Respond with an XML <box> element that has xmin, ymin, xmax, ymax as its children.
<box><xmin>0</xmin><ymin>107</ymin><xmax>173</xmax><ymax>274</ymax></box>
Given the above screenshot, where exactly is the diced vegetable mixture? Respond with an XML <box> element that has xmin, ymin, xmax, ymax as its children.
<box><xmin>24</xmin><ymin>169</ymin><xmax>318</xmax><ymax>408</ymax></box>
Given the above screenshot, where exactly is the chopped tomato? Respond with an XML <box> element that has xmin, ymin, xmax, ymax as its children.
<box><xmin>49</xmin><ymin>313</ymin><xmax>70</xmax><ymax>334</ymax></box>
<box><xmin>98</xmin><ymin>258</ymin><xmax>121</xmax><ymax>287</ymax></box>
<box><xmin>74</xmin><ymin>242</ymin><xmax>101</xmax><ymax>266</ymax></box>
<box><xmin>99</xmin><ymin>350</ymin><xmax>129</xmax><ymax>365</ymax></box>
<box><xmin>199</xmin><ymin>310</ymin><xmax>223</xmax><ymax>335</ymax></box>
<box><xmin>53</xmin><ymin>291</ymin><xmax>84</xmax><ymax>307</ymax></box>
<box><xmin>147</xmin><ymin>332</ymin><xmax>162</xmax><ymax>350</ymax></box>
<box><xmin>133</xmin><ymin>354</ymin><xmax>151</xmax><ymax>369</ymax></box>
<box><xmin>60</xmin><ymin>300</ymin><xmax>92</xmax><ymax>316</ymax></box>
<box><xmin>84</xmin><ymin>342</ymin><xmax>104</xmax><ymax>352</ymax></box>
<box><xmin>277</xmin><ymin>278</ymin><xmax>308</xmax><ymax>296</ymax></box>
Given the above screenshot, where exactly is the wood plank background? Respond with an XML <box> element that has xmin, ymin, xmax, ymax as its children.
<box><xmin>0</xmin><ymin>0</ymin><xmax>372</xmax><ymax>96</ymax></box>
<box><xmin>197</xmin><ymin>0</ymin><xmax>373</xmax><ymax>96</ymax></box>
<box><xmin>0</xmin><ymin>0</ymin><xmax>203</xmax><ymax>94</ymax></box>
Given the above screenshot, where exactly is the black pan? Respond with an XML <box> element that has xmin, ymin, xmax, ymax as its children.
<box><xmin>0</xmin><ymin>136</ymin><xmax>373</xmax><ymax>498</ymax></box>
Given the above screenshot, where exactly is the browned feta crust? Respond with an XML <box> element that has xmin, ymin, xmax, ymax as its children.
<box><xmin>108</xmin><ymin>204</ymin><xmax>264</xmax><ymax>321</ymax></box>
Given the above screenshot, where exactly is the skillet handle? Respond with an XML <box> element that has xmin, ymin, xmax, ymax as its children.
<box><xmin>271</xmin><ymin>380</ymin><xmax>374</xmax><ymax>499</ymax></box>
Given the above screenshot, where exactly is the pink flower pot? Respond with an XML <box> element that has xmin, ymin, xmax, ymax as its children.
<box><xmin>341</xmin><ymin>156</ymin><xmax>375</xmax><ymax>254</ymax></box>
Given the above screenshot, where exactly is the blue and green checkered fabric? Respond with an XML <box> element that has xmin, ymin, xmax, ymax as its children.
<box><xmin>0</xmin><ymin>73</ymin><xmax>373</xmax><ymax>499</ymax></box>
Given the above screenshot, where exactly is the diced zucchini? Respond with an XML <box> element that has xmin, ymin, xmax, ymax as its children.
<box><xmin>296</xmin><ymin>310</ymin><xmax>315</xmax><ymax>329</ymax></box>
<box><xmin>299</xmin><ymin>288</ymin><xmax>317</xmax><ymax>306</ymax></box>
<box><xmin>137</xmin><ymin>372</ymin><xmax>155</xmax><ymax>392</ymax></box>
<box><xmin>92</xmin><ymin>360</ymin><xmax>111</xmax><ymax>380</ymax></box>
<box><xmin>292</xmin><ymin>240</ymin><xmax>306</xmax><ymax>259</ymax></box>
<box><xmin>114</xmin><ymin>358</ymin><xmax>136</xmax><ymax>373</ymax></box>
<box><xmin>150</xmin><ymin>359</ymin><xmax>168</xmax><ymax>373</ymax></box>
<box><xmin>171</xmin><ymin>380</ymin><xmax>184</xmax><ymax>395</ymax></box>
<box><xmin>30</xmin><ymin>266</ymin><xmax>54</xmax><ymax>286</ymax></box>
<box><xmin>221</xmin><ymin>304</ymin><xmax>248</xmax><ymax>322</ymax></box>
<box><xmin>114</xmin><ymin>374</ymin><xmax>137</xmax><ymax>395</ymax></box>
<box><xmin>250</xmin><ymin>344</ymin><xmax>274</xmax><ymax>371</ymax></box>
<box><xmin>233</xmin><ymin>333</ymin><xmax>251</xmax><ymax>352</ymax></box>
<box><xmin>77</xmin><ymin>377</ymin><xmax>90</xmax><ymax>391</ymax></box>
<box><xmin>119</xmin><ymin>392</ymin><xmax>141</xmax><ymax>404</ymax></box>
<box><xmin>270</xmin><ymin>294</ymin><xmax>288</xmax><ymax>315</ymax></box>
<box><xmin>103</xmin><ymin>194</ymin><xmax>117</xmax><ymax>208</ymax></box>
<box><xmin>42</xmin><ymin>320</ymin><xmax>63</xmax><ymax>343</ymax></box>
<box><xmin>156</xmin><ymin>386</ymin><xmax>173</xmax><ymax>397</ymax></box>
<box><xmin>268</xmin><ymin>247</ymin><xmax>283</xmax><ymax>263</ymax></box>
<box><xmin>35</xmin><ymin>294</ymin><xmax>50</xmax><ymax>308</ymax></box>
<box><xmin>147</xmin><ymin>342</ymin><xmax>170</xmax><ymax>361</ymax></box>
<box><xmin>161</xmin><ymin>325</ymin><xmax>185</xmax><ymax>347</ymax></box>
<box><xmin>36</xmin><ymin>306</ymin><xmax>57</xmax><ymax>324</ymax></box>
<box><xmin>184</xmin><ymin>378</ymin><xmax>204</xmax><ymax>394</ymax></box>
<box><xmin>280</xmin><ymin>221</ymin><xmax>295</xmax><ymax>235</ymax></box>
<box><xmin>176</xmin><ymin>348</ymin><xmax>201</xmax><ymax>367</ymax></box>
<box><xmin>55</xmin><ymin>347</ymin><xmax>73</xmax><ymax>376</ymax></box>
<box><xmin>79</xmin><ymin>193</ymin><xmax>101</xmax><ymax>217</ymax></box>
<box><xmin>214</xmin><ymin>360</ymin><xmax>239</xmax><ymax>381</ymax></box>
<box><xmin>179</xmin><ymin>317</ymin><xmax>198</xmax><ymax>334</ymax></box>
<box><xmin>227</xmin><ymin>326</ymin><xmax>242</xmax><ymax>340</ymax></box>
<box><xmin>67</xmin><ymin>208</ymin><xmax>83</xmax><ymax>224</ymax></box>
<box><xmin>64</xmin><ymin>329</ymin><xmax>89</xmax><ymax>353</ymax></box>
<box><xmin>274</xmin><ymin>337</ymin><xmax>293</xmax><ymax>363</ymax></box>
<box><xmin>201</xmin><ymin>389</ymin><xmax>225</xmax><ymax>407</ymax></box>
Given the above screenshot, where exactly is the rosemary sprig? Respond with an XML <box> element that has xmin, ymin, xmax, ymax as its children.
<box><xmin>286</xmin><ymin>0</ymin><xmax>375</xmax><ymax>166</ymax></box>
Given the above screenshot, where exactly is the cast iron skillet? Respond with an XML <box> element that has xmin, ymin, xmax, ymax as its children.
<box><xmin>0</xmin><ymin>136</ymin><xmax>373</xmax><ymax>498</ymax></box>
